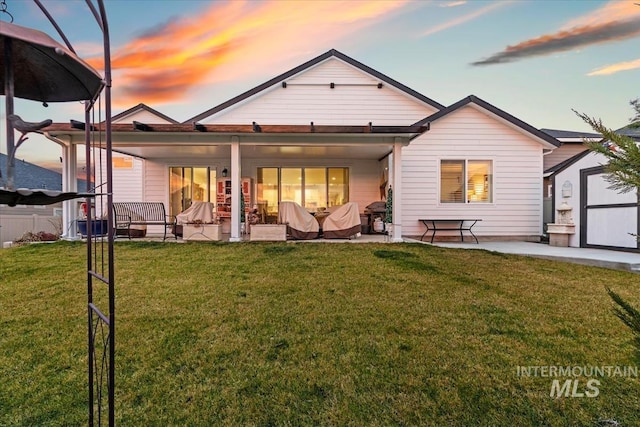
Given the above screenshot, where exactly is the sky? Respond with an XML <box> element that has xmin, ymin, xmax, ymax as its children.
<box><xmin>1</xmin><ymin>0</ymin><xmax>639</xmax><ymax>172</ymax></box>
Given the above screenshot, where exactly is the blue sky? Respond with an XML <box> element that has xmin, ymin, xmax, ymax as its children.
<box><xmin>1</xmin><ymin>0</ymin><xmax>639</xmax><ymax>171</ymax></box>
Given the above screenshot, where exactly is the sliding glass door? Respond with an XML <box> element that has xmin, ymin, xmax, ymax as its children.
<box><xmin>256</xmin><ymin>167</ymin><xmax>349</xmax><ymax>214</ymax></box>
<box><xmin>169</xmin><ymin>167</ymin><xmax>216</xmax><ymax>217</ymax></box>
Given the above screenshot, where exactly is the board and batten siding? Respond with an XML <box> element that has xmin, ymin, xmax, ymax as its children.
<box><xmin>202</xmin><ymin>58</ymin><xmax>437</xmax><ymax>126</ymax></box>
<box><xmin>553</xmin><ymin>152</ymin><xmax>594</xmax><ymax>247</ymax></box>
<box><xmin>402</xmin><ymin>105</ymin><xmax>544</xmax><ymax>240</ymax></box>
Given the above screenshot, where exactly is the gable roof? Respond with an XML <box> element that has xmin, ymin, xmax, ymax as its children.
<box><xmin>112</xmin><ymin>103</ymin><xmax>179</xmax><ymax>124</ymax></box>
<box><xmin>185</xmin><ymin>49</ymin><xmax>445</xmax><ymax>124</ymax></box>
<box><xmin>414</xmin><ymin>95</ymin><xmax>560</xmax><ymax>148</ymax></box>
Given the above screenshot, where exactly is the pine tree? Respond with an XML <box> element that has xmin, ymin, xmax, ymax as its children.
<box><xmin>631</xmin><ymin>98</ymin><xmax>640</xmax><ymax>125</ymax></box>
<box><xmin>574</xmin><ymin>99</ymin><xmax>640</xmax><ymax>194</ymax></box>
<box><xmin>576</xmin><ymin>98</ymin><xmax>640</xmax><ymax>362</ymax></box>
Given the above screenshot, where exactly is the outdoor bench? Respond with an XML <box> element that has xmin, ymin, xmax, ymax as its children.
<box><xmin>113</xmin><ymin>202</ymin><xmax>176</xmax><ymax>240</ymax></box>
<box><xmin>419</xmin><ymin>219</ymin><xmax>482</xmax><ymax>244</ymax></box>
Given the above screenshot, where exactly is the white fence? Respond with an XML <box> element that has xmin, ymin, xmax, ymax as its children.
<box><xmin>0</xmin><ymin>214</ymin><xmax>61</xmax><ymax>244</ymax></box>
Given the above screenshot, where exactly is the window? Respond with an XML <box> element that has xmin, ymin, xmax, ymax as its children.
<box><xmin>169</xmin><ymin>167</ymin><xmax>216</xmax><ymax>217</ymax></box>
<box><xmin>440</xmin><ymin>160</ymin><xmax>492</xmax><ymax>203</ymax></box>
<box><xmin>257</xmin><ymin>167</ymin><xmax>349</xmax><ymax>213</ymax></box>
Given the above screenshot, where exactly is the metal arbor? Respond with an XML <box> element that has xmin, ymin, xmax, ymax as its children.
<box><xmin>1</xmin><ymin>1</ymin><xmax>114</xmax><ymax>425</ymax></box>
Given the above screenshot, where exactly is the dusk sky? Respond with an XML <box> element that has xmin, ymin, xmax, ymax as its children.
<box><xmin>1</xmin><ymin>0</ymin><xmax>639</xmax><ymax>171</ymax></box>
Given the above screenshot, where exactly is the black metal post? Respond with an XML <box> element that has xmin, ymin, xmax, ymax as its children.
<box><xmin>4</xmin><ymin>37</ymin><xmax>15</xmax><ymax>190</ymax></box>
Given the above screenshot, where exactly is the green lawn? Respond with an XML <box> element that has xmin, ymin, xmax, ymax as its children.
<box><xmin>1</xmin><ymin>241</ymin><xmax>639</xmax><ymax>426</ymax></box>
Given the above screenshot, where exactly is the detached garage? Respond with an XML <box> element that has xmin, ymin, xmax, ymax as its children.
<box><xmin>551</xmin><ymin>143</ymin><xmax>639</xmax><ymax>251</ymax></box>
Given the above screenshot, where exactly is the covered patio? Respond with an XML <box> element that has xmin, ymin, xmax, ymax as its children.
<box><xmin>44</xmin><ymin>122</ymin><xmax>428</xmax><ymax>242</ymax></box>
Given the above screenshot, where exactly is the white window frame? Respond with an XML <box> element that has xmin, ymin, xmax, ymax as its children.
<box><xmin>438</xmin><ymin>159</ymin><xmax>494</xmax><ymax>204</ymax></box>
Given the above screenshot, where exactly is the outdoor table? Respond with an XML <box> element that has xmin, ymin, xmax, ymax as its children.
<box><xmin>419</xmin><ymin>219</ymin><xmax>482</xmax><ymax>244</ymax></box>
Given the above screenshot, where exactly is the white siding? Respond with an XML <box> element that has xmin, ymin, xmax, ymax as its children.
<box><xmin>103</xmin><ymin>158</ymin><xmax>167</xmax><ymax>236</ymax></box>
<box><xmin>96</xmin><ymin>152</ymin><xmax>144</xmax><ymax>217</ymax></box>
<box><xmin>402</xmin><ymin>105</ymin><xmax>545</xmax><ymax>240</ymax></box>
<box><xmin>112</xmin><ymin>154</ymin><xmax>144</xmax><ymax>202</ymax></box>
<box><xmin>141</xmin><ymin>161</ymin><xmax>169</xmax><ymax>234</ymax></box>
<box><xmin>202</xmin><ymin>58</ymin><xmax>436</xmax><ymax>126</ymax></box>
<box><xmin>113</xmin><ymin>110</ymin><xmax>174</xmax><ymax>124</ymax></box>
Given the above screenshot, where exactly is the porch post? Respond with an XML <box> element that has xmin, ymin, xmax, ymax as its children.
<box><xmin>61</xmin><ymin>142</ymin><xmax>80</xmax><ymax>240</ymax></box>
<box><xmin>391</xmin><ymin>138</ymin><xmax>403</xmax><ymax>242</ymax></box>
<box><xmin>229</xmin><ymin>137</ymin><xmax>242</xmax><ymax>242</ymax></box>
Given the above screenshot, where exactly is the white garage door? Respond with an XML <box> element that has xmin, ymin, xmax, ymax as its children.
<box><xmin>580</xmin><ymin>166</ymin><xmax>639</xmax><ymax>250</ymax></box>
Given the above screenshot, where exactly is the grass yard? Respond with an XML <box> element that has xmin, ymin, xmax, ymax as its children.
<box><xmin>1</xmin><ymin>241</ymin><xmax>640</xmax><ymax>426</ymax></box>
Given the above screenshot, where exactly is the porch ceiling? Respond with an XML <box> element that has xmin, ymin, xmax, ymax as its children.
<box><xmin>111</xmin><ymin>144</ymin><xmax>394</xmax><ymax>161</ymax></box>
<box><xmin>45</xmin><ymin>122</ymin><xmax>427</xmax><ymax>161</ymax></box>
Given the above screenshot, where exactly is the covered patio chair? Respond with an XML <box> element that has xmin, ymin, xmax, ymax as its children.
<box><xmin>175</xmin><ymin>201</ymin><xmax>215</xmax><ymax>236</ymax></box>
<box><xmin>322</xmin><ymin>202</ymin><xmax>361</xmax><ymax>239</ymax></box>
<box><xmin>278</xmin><ymin>201</ymin><xmax>319</xmax><ymax>240</ymax></box>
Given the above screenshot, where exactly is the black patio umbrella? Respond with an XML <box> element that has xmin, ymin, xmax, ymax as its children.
<box><xmin>1</xmin><ymin>20</ymin><xmax>103</xmax><ymax>199</ymax></box>
<box><xmin>0</xmin><ymin>187</ymin><xmax>95</xmax><ymax>207</ymax></box>
<box><xmin>0</xmin><ymin>20</ymin><xmax>103</xmax><ymax>103</ymax></box>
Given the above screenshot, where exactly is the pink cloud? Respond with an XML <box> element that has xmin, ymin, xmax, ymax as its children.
<box><xmin>86</xmin><ymin>0</ymin><xmax>408</xmax><ymax>107</ymax></box>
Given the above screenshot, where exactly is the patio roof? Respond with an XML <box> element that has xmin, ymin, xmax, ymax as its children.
<box><xmin>44</xmin><ymin>122</ymin><xmax>429</xmax><ymax>160</ymax></box>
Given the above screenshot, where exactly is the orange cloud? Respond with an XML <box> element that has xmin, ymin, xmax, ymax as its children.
<box><xmin>88</xmin><ymin>0</ymin><xmax>407</xmax><ymax>108</ymax></box>
<box><xmin>587</xmin><ymin>58</ymin><xmax>640</xmax><ymax>76</ymax></box>
<box><xmin>472</xmin><ymin>1</ymin><xmax>640</xmax><ymax>66</ymax></box>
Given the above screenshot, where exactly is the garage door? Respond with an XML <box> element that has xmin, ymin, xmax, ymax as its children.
<box><xmin>580</xmin><ymin>166</ymin><xmax>639</xmax><ymax>250</ymax></box>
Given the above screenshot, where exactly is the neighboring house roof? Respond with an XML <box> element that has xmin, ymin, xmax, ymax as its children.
<box><xmin>0</xmin><ymin>153</ymin><xmax>87</xmax><ymax>192</ymax></box>
<box><xmin>540</xmin><ymin>128</ymin><xmax>602</xmax><ymax>141</ymax></box>
<box><xmin>0</xmin><ymin>153</ymin><xmax>63</xmax><ymax>190</ymax></box>
<box><xmin>185</xmin><ymin>48</ymin><xmax>445</xmax><ymax>124</ymax></box>
<box><xmin>111</xmin><ymin>103</ymin><xmax>179</xmax><ymax>124</ymax></box>
<box><xmin>414</xmin><ymin>95</ymin><xmax>561</xmax><ymax>148</ymax></box>
<box><xmin>546</xmin><ymin>124</ymin><xmax>640</xmax><ymax>177</ymax></box>
<box><xmin>615</xmin><ymin>124</ymin><xmax>640</xmax><ymax>140</ymax></box>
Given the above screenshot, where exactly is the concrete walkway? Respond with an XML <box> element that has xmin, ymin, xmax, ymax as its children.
<box><xmin>409</xmin><ymin>240</ymin><xmax>640</xmax><ymax>273</ymax></box>
<box><xmin>108</xmin><ymin>233</ymin><xmax>640</xmax><ymax>273</ymax></box>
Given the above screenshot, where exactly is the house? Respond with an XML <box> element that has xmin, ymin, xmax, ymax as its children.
<box><xmin>550</xmin><ymin>125</ymin><xmax>640</xmax><ymax>251</ymax></box>
<box><xmin>44</xmin><ymin>49</ymin><xmax>560</xmax><ymax>242</ymax></box>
